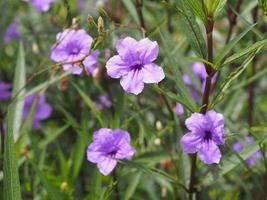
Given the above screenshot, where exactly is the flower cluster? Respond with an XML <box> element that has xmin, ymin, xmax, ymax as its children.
<box><xmin>180</xmin><ymin>110</ymin><xmax>224</xmax><ymax>164</ymax></box>
<box><xmin>233</xmin><ymin>135</ymin><xmax>262</xmax><ymax>166</ymax></box>
<box><xmin>51</xmin><ymin>29</ymin><xmax>99</xmax><ymax>75</ymax></box>
<box><xmin>23</xmin><ymin>94</ymin><xmax>53</xmax><ymax>129</ymax></box>
<box><xmin>87</xmin><ymin>128</ymin><xmax>136</xmax><ymax>175</ymax></box>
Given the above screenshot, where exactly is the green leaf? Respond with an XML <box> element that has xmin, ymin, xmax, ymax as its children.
<box><xmin>185</xmin><ymin>0</ymin><xmax>207</xmax><ymax>24</ymax></box>
<box><xmin>123</xmin><ymin>172</ymin><xmax>142</xmax><ymax>200</ymax></box>
<box><xmin>214</xmin><ymin>23</ymin><xmax>256</xmax><ymax>68</ymax></box>
<box><xmin>178</xmin><ymin>4</ymin><xmax>207</xmax><ymax>58</ymax></box>
<box><xmin>222</xmin><ymin>39</ymin><xmax>267</xmax><ymax>66</ymax></box>
<box><xmin>122</xmin><ymin>0</ymin><xmax>140</xmax><ymax>25</ymax></box>
<box><xmin>3</xmin><ymin>42</ymin><xmax>26</xmax><ymax>200</ymax></box>
<box><xmin>11</xmin><ymin>42</ymin><xmax>26</xmax><ymax>141</ymax></box>
<box><xmin>31</xmin><ymin>162</ymin><xmax>65</xmax><ymax>200</ymax></box>
<box><xmin>87</xmin><ymin>166</ymin><xmax>102</xmax><ymax>200</ymax></box>
<box><xmin>212</xmin><ymin>47</ymin><xmax>263</xmax><ymax>107</ymax></box>
<box><xmin>212</xmin><ymin>0</ymin><xmax>227</xmax><ymax>17</ymax></box>
<box><xmin>73</xmin><ymin>83</ymin><xmax>106</xmax><ymax>127</ymax></box>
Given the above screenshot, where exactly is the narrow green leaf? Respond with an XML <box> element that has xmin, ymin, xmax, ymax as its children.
<box><xmin>88</xmin><ymin>166</ymin><xmax>102</xmax><ymax>200</ymax></box>
<box><xmin>222</xmin><ymin>39</ymin><xmax>267</xmax><ymax>66</ymax></box>
<box><xmin>215</xmin><ymin>23</ymin><xmax>256</xmax><ymax>68</ymax></box>
<box><xmin>122</xmin><ymin>0</ymin><xmax>140</xmax><ymax>25</ymax></box>
<box><xmin>73</xmin><ymin>83</ymin><xmax>106</xmax><ymax>127</ymax></box>
<box><xmin>212</xmin><ymin>0</ymin><xmax>227</xmax><ymax>17</ymax></box>
<box><xmin>3</xmin><ymin>42</ymin><xmax>26</xmax><ymax>200</ymax></box>
<box><xmin>31</xmin><ymin>162</ymin><xmax>65</xmax><ymax>200</ymax></box>
<box><xmin>124</xmin><ymin>172</ymin><xmax>142</xmax><ymax>200</ymax></box>
<box><xmin>185</xmin><ymin>0</ymin><xmax>207</xmax><ymax>24</ymax></box>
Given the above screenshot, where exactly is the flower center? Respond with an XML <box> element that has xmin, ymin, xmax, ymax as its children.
<box><xmin>71</xmin><ymin>47</ymin><xmax>80</xmax><ymax>55</ymax></box>
<box><xmin>107</xmin><ymin>148</ymin><xmax>118</xmax><ymax>158</ymax></box>
<box><xmin>204</xmin><ymin>131</ymin><xmax>212</xmax><ymax>141</ymax></box>
<box><xmin>131</xmin><ymin>60</ymin><xmax>142</xmax><ymax>70</ymax></box>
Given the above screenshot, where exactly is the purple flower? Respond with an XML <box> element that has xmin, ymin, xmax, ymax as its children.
<box><xmin>94</xmin><ymin>95</ymin><xmax>112</xmax><ymax>110</ymax></box>
<box><xmin>32</xmin><ymin>0</ymin><xmax>55</xmax><ymax>12</ymax></box>
<box><xmin>3</xmin><ymin>20</ymin><xmax>21</xmax><ymax>44</ymax></box>
<box><xmin>0</xmin><ymin>82</ymin><xmax>12</xmax><ymax>100</ymax></box>
<box><xmin>233</xmin><ymin>142</ymin><xmax>244</xmax><ymax>152</ymax></box>
<box><xmin>232</xmin><ymin>135</ymin><xmax>262</xmax><ymax>166</ymax></box>
<box><xmin>50</xmin><ymin>29</ymin><xmax>99</xmax><ymax>75</ymax></box>
<box><xmin>23</xmin><ymin>94</ymin><xmax>53</xmax><ymax>129</ymax></box>
<box><xmin>106</xmin><ymin>37</ymin><xmax>165</xmax><ymax>95</ymax></box>
<box><xmin>175</xmin><ymin>103</ymin><xmax>184</xmax><ymax>116</ymax></box>
<box><xmin>87</xmin><ymin>128</ymin><xmax>136</xmax><ymax>175</ymax></box>
<box><xmin>180</xmin><ymin>110</ymin><xmax>224</xmax><ymax>164</ymax></box>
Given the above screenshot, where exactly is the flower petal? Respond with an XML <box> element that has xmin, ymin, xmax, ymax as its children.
<box><xmin>185</xmin><ymin>113</ymin><xmax>205</xmax><ymax>132</ymax></box>
<box><xmin>106</xmin><ymin>55</ymin><xmax>131</xmax><ymax>78</ymax></box>
<box><xmin>142</xmin><ymin>63</ymin><xmax>165</xmax><ymax>84</ymax></box>
<box><xmin>199</xmin><ymin>140</ymin><xmax>221</xmax><ymax>164</ymax></box>
<box><xmin>63</xmin><ymin>64</ymin><xmax>83</xmax><ymax>75</ymax></box>
<box><xmin>205</xmin><ymin>110</ymin><xmax>224</xmax><ymax>145</ymax></box>
<box><xmin>180</xmin><ymin>132</ymin><xmax>202</xmax><ymax>153</ymax></box>
<box><xmin>116</xmin><ymin>37</ymin><xmax>138</xmax><ymax>64</ymax></box>
<box><xmin>120</xmin><ymin>70</ymin><xmax>144</xmax><ymax>95</ymax></box>
<box><xmin>137</xmin><ymin>38</ymin><xmax>159</xmax><ymax>64</ymax></box>
<box><xmin>97</xmin><ymin>157</ymin><xmax>117</xmax><ymax>176</ymax></box>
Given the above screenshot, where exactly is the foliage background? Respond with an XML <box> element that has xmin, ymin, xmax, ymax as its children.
<box><xmin>0</xmin><ymin>0</ymin><xmax>267</xmax><ymax>199</ymax></box>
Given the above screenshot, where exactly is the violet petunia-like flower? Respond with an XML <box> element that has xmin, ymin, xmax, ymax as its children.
<box><xmin>106</xmin><ymin>37</ymin><xmax>165</xmax><ymax>95</ymax></box>
<box><xmin>0</xmin><ymin>82</ymin><xmax>12</xmax><ymax>100</ymax></box>
<box><xmin>3</xmin><ymin>20</ymin><xmax>21</xmax><ymax>44</ymax></box>
<box><xmin>87</xmin><ymin>128</ymin><xmax>136</xmax><ymax>176</ymax></box>
<box><xmin>32</xmin><ymin>0</ymin><xmax>55</xmax><ymax>12</ymax></box>
<box><xmin>180</xmin><ymin>110</ymin><xmax>224</xmax><ymax>164</ymax></box>
<box><xmin>50</xmin><ymin>29</ymin><xmax>99</xmax><ymax>75</ymax></box>
<box><xmin>23</xmin><ymin>94</ymin><xmax>53</xmax><ymax>129</ymax></box>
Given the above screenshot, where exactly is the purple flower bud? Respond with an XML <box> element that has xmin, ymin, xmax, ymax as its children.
<box><xmin>87</xmin><ymin>128</ymin><xmax>136</xmax><ymax>175</ymax></box>
<box><xmin>233</xmin><ymin>142</ymin><xmax>244</xmax><ymax>152</ymax></box>
<box><xmin>175</xmin><ymin>103</ymin><xmax>184</xmax><ymax>116</ymax></box>
<box><xmin>106</xmin><ymin>37</ymin><xmax>165</xmax><ymax>95</ymax></box>
<box><xmin>180</xmin><ymin>110</ymin><xmax>224</xmax><ymax>164</ymax></box>
<box><xmin>32</xmin><ymin>0</ymin><xmax>55</xmax><ymax>12</ymax></box>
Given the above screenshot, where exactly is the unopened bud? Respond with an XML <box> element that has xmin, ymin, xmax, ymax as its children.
<box><xmin>97</xmin><ymin>16</ymin><xmax>104</xmax><ymax>34</ymax></box>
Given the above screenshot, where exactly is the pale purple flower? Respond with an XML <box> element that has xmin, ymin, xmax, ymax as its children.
<box><xmin>233</xmin><ymin>135</ymin><xmax>262</xmax><ymax>166</ymax></box>
<box><xmin>3</xmin><ymin>21</ymin><xmax>21</xmax><ymax>44</ymax></box>
<box><xmin>87</xmin><ymin>128</ymin><xmax>136</xmax><ymax>175</ymax></box>
<box><xmin>106</xmin><ymin>37</ymin><xmax>165</xmax><ymax>95</ymax></box>
<box><xmin>180</xmin><ymin>110</ymin><xmax>224</xmax><ymax>164</ymax></box>
<box><xmin>233</xmin><ymin>142</ymin><xmax>243</xmax><ymax>152</ymax></box>
<box><xmin>50</xmin><ymin>29</ymin><xmax>99</xmax><ymax>75</ymax></box>
<box><xmin>23</xmin><ymin>94</ymin><xmax>53</xmax><ymax>129</ymax></box>
<box><xmin>0</xmin><ymin>82</ymin><xmax>12</xmax><ymax>100</ymax></box>
<box><xmin>32</xmin><ymin>0</ymin><xmax>55</xmax><ymax>12</ymax></box>
<box><xmin>175</xmin><ymin>103</ymin><xmax>184</xmax><ymax>116</ymax></box>
<box><xmin>94</xmin><ymin>95</ymin><xmax>112</xmax><ymax>110</ymax></box>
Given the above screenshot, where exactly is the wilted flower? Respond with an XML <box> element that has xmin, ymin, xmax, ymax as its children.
<box><xmin>3</xmin><ymin>20</ymin><xmax>21</xmax><ymax>44</ymax></box>
<box><xmin>233</xmin><ymin>135</ymin><xmax>262</xmax><ymax>166</ymax></box>
<box><xmin>87</xmin><ymin>128</ymin><xmax>136</xmax><ymax>175</ymax></box>
<box><xmin>106</xmin><ymin>37</ymin><xmax>165</xmax><ymax>95</ymax></box>
<box><xmin>50</xmin><ymin>29</ymin><xmax>99</xmax><ymax>75</ymax></box>
<box><xmin>0</xmin><ymin>82</ymin><xmax>12</xmax><ymax>100</ymax></box>
<box><xmin>175</xmin><ymin>103</ymin><xmax>184</xmax><ymax>116</ymax></box>
<box><xmin>180</xmin><ymin>110</ymin><xmax>224</xmax><ymax>164</ymax></box>
<box><xmin>23</xmin><ymin>94</ymin><xmax>53</xmax><ymax>129</ymax></box>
